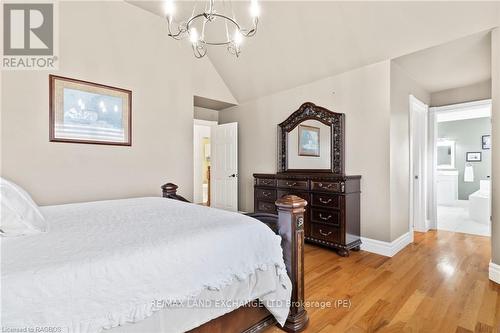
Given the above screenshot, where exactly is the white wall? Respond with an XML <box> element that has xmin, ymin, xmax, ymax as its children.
<box><xmin>220</xmin><ymin>61</ymin><xmax>393</xmax><ymax>242</ymax></box>
<box><xmin>194</xmin><ymin>107</ymin><xmax>219</xmax><ymax>122</ymax></box>
<box><xmin>390</xmin><ymin>62</ymin><xmax>431</xmax><ymax>240</ymax></box>
<box><xmin>431</xmin><ymin>80</ymin><xmax>492</xmax><ymax>107</ymax></box>
<box><xmin>192</xmin><ymin>58</ymin><xmax>238</xmax><ymax>105</ymax></box>
<box><xmin>1</xmin><ymin>1</ymin><xmax>232</xmax><ymax>205</ymax></box>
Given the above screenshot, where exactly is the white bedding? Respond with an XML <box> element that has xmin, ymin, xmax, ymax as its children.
<box><xmin>1</xmin><ymin>197</ymin><xmax>291</xmax><ymax>333</ymax></box>
<box><xmin>110</xmin><ymin>268</ymin><xmax>284</xmax><ymax>333</ymax></box>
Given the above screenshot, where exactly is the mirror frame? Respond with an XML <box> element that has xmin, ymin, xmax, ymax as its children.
<box><xmin>278</xmin><ymin>102</ymin><xmax>345</xmax><ymax>175</ymax></box>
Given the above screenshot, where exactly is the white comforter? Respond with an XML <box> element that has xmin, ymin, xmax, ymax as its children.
<box><xmin>1</xmin><ymin>197</ymin><xmax>291</xmax><ymax>333</ymax></box>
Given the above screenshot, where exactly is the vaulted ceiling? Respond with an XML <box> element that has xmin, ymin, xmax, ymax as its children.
<box><xmin>129</xmin><ymin>1</ymin><xmax>500</xmax><ymax>102</ymax></box>
<box><xmin>394</xmin><ymin>30</ymin><xmax>492</xmax><ymax>93</ymax></box>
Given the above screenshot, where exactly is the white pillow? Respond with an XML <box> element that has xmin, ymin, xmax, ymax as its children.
<box><xmin>0</xmin><ymin>177</ymin><xmax>47</xmax><ymax>236</ymax></box>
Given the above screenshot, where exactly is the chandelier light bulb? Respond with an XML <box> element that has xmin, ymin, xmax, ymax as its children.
<box><xmin>250</xmin><ymin>0</ymin><xmax>260</xmax><ymax>18</ymax></box>
<box><xmin>234</xmin><ymin>30</ymin><xmax>243</xmax><ymax>46</ymax></box>
<box><xmin>189</xmin><ymin>27</ymin><xmax>199</xmax><ymax>44</ymax></box>
<box><xmin>164</xmin><ymin>0</ymin><xmax>175</xmax><ymax>18</ymax></box>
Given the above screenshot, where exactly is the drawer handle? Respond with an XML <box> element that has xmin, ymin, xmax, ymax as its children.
<box><xmin>262</xmin><ymin>191</ymin><xmax>272</xmax><ymax>197</ymax></box>
<box><xmin>286</xmin><ymin>182</ymin><xmax>297</xmax><ymax>187</ymax></box>
<box><xmin>319</xmin><ymin>213</ymin><xmax>332</xmax><ymax>221</ymax></box>
<box><xmin>318</xmin><ymin>183</ymin><xmax>335</xmax><ymax>189</ymax></box>
<box><xmin>319</xmin><ymin>229</ymin><xmax>332</xmax><ymax>236</ymax></box>
<box><xmin>319</xmin><ymin>197</ymin><xmax>332</xmax><ymax>204</ymax></box>
<box><xmin>262</xmin><ymin>180</ymin><xmax>272</xmax><ymax>185</ymax></box>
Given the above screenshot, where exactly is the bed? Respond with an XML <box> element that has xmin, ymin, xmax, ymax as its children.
<box><xmin>1</xmin><ymin>181</ymin><xmax>308</xmax><ymax>333</ymax></box>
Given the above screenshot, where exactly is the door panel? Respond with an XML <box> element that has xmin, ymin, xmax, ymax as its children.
<box><xmin>211</xmin><ymin>123</ymin><xmax>238</xmax><ymax>211</ymax></box>
<box><xmin>410</xmin><ymin>95</ymin><xmax>429</xmax><ymax>233</ymax></box>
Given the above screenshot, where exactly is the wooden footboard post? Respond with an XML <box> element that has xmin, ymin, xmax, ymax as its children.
<box><xmin>161</xmin><ymin>183</ymin><xmax>190</xmax><ymax>202</ymax></box>
<box><xmin>275</xmin><ymin>195</ymin><xmax>309</xmax><ymax>333</ymax></box>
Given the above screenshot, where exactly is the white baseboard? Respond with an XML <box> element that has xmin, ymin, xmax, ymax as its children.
<box><xmin>414</xmin><ymin>220</ymin><xmax>431</xmax><ymax>233</ymax></box>
<box><xmin>489</xmin><ymin>261</ymin><xmax>500</xmax><ymax>284</ymax></box>
<box><xmin>360</xmin><ymin>232</ymin><xmax>412</xmax><ymax>257</ymax></box>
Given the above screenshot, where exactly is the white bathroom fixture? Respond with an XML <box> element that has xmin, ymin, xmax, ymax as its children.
<box><xmin>469</xmin><ymin>179</ymin><xmax>491</xmax><ymax>225</ymax></box>
<box><xmin>437</xmin><ymin>169</ymin><xmax>459</xmax><ymax>205</ymax></box>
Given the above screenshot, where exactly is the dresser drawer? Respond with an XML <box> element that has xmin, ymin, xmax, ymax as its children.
<box><xmin>256</xmin><ymin>188</ymin><xmax>277</xmax><ymax>201</ymax></box>
<box><xmin>277</xmin><ymin>179</ymin><xmax>309</xmax><ymax>190</ymax></box>
<box><xmin>311</xmin><ymin>181</ymin><xmax>343</xmax><ymax>193</ymax></box>
<box><xmin>256</xmin><ymin>200</ymin><xmax>277</xmax><ymax>214</ymax></box>
<box><xmin>311</xmin><ymin>223</ymin><xmax>341</xmax><ymax>243</ymax></box>
<box><xmin>256</xmin><ymin>178</ymin><xmax>276</xmax><ymax>187</ymax></box>
<box><xmin>311</xmin><ymin>193</ymin><xmax>341</xmax><ymax>209</ymax></box>
<box><xmin>311</xmin><ymin>208</ymin><xmax>341</xmax><ymax>226</ymax></box>
<box><xmin>277</xmin><ymin>190</ymin><xmax>309</xmax><ymax>203</ymax></box>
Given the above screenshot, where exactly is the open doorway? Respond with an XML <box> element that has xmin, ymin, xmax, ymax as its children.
<box><xmin>193</xmin><ymin>119</ymin><xmax>216</xmax><ymax>205</ymax></box>
<box><xmin>193</xmin><ymin>103</ymin><xmax>239</xmax><ymax>211</ymax></box>
<box><xmin>431</xmin><ymin>100</ymin><xmax>492</xmax><ymax>236</ymax></box>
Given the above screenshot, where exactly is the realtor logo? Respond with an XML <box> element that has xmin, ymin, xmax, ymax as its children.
<box><xmin>2</xmin><ymin>2</ymin><xmax>58</xmax><ymax>69</ymax></box>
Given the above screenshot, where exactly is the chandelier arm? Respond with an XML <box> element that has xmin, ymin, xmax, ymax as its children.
<box><xmin>192</xmin><ymin>43</ymin><xmax>208</xmax><ymax>58</ymax></box>
<box><xmin>240</xmin><ymin>18</ymin><xmax>258</xmax><ymax>37</ymax></box>
<box><xmin>166</xmin><ymin>17</ymin><xmax>187</xmax><ymax>39</ymax></box>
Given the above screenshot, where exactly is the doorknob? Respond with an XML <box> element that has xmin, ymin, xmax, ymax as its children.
<box><xmin>414</xmin><ymin>175</ymin><xmax>419</xmax><ymax>180</ymax></box>
<box><xmin>229</xmin><ymin>174</ymin><xmax>238</xmax><ymax>178</ymax></box>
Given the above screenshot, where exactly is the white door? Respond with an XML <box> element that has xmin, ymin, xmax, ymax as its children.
<box><xmin>211</xmin><ymin>122</ymin><xmax>238</xmax><ymax>211</ymax></box>
<box><xmin>410</xmin><ymin>95</ymin><xmax>429</xmax><ymax>234</ymax></box>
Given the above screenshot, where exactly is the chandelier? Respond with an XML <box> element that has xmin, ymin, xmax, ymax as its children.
<box><xmin>164</xmin><ymin>0</ymin><xmax>260</xmax><ymax>58</ymax></box>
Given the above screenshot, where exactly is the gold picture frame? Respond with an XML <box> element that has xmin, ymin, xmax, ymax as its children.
<box><xmin>49</xmin><ymin>75</ymin><xmax>132</xmax><ymax>146</ymax></box>
<box><xmin>298</xmin><ymin>124</ymin><xmax>320</xmax><ymax>157</ymax></box>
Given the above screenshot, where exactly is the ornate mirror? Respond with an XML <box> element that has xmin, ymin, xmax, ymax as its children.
<box><xmin>278</xmin><ymin>102</ymin><xmax>345</xmax><ymax>175</ymax></box>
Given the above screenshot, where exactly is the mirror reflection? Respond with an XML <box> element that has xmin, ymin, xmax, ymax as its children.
<box><xmin>437</xmin><ymin>139</ymin><xmax>456</xmax><ymax>169</ymax></box>
<box><xmin>287</xmin><ymin>120</ymin><xmax>331</xmax><ymax>170</ymax></box>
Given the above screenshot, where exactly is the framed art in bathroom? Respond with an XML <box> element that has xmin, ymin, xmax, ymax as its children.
<box><xmin>466</xmin><ymin>152</ymin><xmax>482</xmax><ymax>162</ymax></box>
<box><xmin>49</xmin><ymin>75</ymin><xmax>132</xmax><ymax>146</ymax></box>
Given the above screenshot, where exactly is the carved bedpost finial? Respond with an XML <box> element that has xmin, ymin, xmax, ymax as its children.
<box><xmin>161</xmin><ymin>183</ymin><xmax>190</xmax><ymax>202</ymax></box>
<box><xmin>161</xmin><ymin>182</ymin><xmax>178</xmax><ymax>197</ymax></box>
<box><xmin>275</xmin><ymin>195</ymin><xmax>309</xmax><ymax>332</ymax></box>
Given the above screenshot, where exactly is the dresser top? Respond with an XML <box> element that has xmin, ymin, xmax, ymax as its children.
<box><xmin>254</xmin><ymin>173</ymin><xmax>361</xmax><ymax>180</ymax></box>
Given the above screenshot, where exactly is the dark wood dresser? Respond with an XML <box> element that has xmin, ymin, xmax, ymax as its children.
<box><xmin>254</xmin><ymin>173</ymin><xmax>361</xmax><ymax>256</ymax></box>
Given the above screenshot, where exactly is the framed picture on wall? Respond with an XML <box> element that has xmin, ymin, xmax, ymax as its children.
<box><xmin>466</xmin><ymin>152</ymin><xmax>482</xmax><ymax>162</ymax></box>
<box><xmin>482</xmin><ymin>135</ymin><xmax>491</xmax><ymax>150</ymax></box>
<box><xmin>298</xmin><ymin>124</ymin><xmax>320</xmax><ymax>157</ymax></box>
<box><xmin>49</xmin><ymin>75</ymin><xmax>132</xmax><ymax>146</ymax></box>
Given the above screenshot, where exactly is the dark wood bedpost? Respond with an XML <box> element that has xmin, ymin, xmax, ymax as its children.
<box><xmin>275</xmin><ymin>195</ymin><xmax>309</xmax><ymax>332</ymax></box>
<box><xmin>161</xmin><ymin>183</ymin><xmax>190</xmax><ymax>202</ymax></box>
<box><xmin>162</xmin><ymin>183</ymin><xmax>309</xmax><ymax>333</ymax></box>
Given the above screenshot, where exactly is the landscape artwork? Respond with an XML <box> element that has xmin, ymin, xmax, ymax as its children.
<box><xmin>50</xmin><ymin>75</ymin><xmax>131</xmax><ymax>146</ymax></box>
<box><xmin>298</xmin><ymin>125</ymin><xmax>320</xmax><ymax>157</ymax></box>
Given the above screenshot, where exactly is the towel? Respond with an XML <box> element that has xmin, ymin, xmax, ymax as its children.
<box><xmin>464</xmin><ymin>165</ymin><xmax>474</xmax><ymax>183</ymax></box>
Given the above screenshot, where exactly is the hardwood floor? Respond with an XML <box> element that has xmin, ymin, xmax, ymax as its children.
<box><xmin>267</xmin><ymin>230</ymin><xmax>500</xmax><ymax>333</ymax></box>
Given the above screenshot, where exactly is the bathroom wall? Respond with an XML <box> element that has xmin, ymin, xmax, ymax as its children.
<box><xmin>438</xmin><ymin>117</ymin><xmax>491</xmax><ymax>199</ymax></box>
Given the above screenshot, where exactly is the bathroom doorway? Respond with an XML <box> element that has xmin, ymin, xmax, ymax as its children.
<box><xmin>430</xmin><ymin>100</ymin><xmax>492</xmax><ymax>236</ymax></box>
<box><xmin>193</xmin><ymin>119</ymin><xmax>216</xmax><ymax>205</ymax></box>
